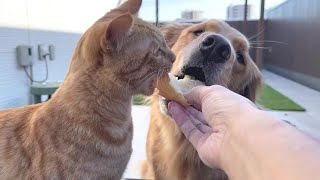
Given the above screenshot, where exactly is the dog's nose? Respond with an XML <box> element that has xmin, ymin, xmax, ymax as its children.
<box><xmin>202</xmin><ymin>35</ymin><xmax>216</xmax><ymax>47</ymax></box>
<box><xmin>201</xmin><ymin>34</ymin><xmax>231</xmax><ymax>63</ymax></box>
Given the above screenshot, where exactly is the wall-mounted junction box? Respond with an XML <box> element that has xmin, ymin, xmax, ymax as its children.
<box><xmin>16</xmin><ymin>45</ymin><xmax>34</xmax><ymax>66</ymax></box>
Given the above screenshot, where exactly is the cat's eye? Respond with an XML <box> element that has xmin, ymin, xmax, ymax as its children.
<box><xmin>236</xmin><ymin>51</ymin><xmax>245</xmax><ymax>65</ymax></box>
<box><xmin>193</xmin><ymin>30</ymin><xmax>205</xmax><ymax>36</ymax></box>
<box><xmin>157</xmin><ymin>49</ymin><xmax>164</xmax><ymax>56</ymax></box>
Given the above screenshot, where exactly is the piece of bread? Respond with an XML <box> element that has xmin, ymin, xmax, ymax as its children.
<box><xmin>156</xmin><ymin>73</ymin><xmax>204</xmax><ymax>108</ymax></box>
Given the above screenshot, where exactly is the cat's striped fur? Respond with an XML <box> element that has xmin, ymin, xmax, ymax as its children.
<box><xmin>0</xmin><ymin>0</ymin><xmax>174</xmax><ymax>179</ymax></box>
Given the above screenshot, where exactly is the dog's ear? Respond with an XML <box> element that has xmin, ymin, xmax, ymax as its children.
<box><xmin>104</xmin><ymin>13</ymin><xmax>133</xmax><ymax>52</ymax></box>
<box><xmin>160</xmin><ymin>24</ymin><xmax>192</xmax><ymax>48</ymax></box>
<box><xmin>242</xmin><ymin>71</ymin><xmax>262</xmax><ymax>102</ymax></box>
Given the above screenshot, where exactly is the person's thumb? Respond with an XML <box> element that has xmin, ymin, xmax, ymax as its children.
<box><xmin>184</xmin><ymin>86</ymin><xmax>213</xmax><ymax>110</ymax></box>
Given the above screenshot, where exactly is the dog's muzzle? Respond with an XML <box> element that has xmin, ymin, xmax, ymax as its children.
<box><xmin>180</xmin><ymin>34</ymin><xmax>232</xmax><ymax>85</ymax></box>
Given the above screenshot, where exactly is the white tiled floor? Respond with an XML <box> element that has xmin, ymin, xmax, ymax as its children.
<box><xmin>123</xmin><ymin>70</ymin><xmax>320</xmax><ymax>179</ymax></box>
<box><xmin>262</xmin><ymin>70</ymin><xmax>320</xmax><ymax>140</ymax></box>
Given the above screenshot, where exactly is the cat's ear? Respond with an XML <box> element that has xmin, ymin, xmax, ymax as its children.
<box><xmin>117</xmin><ymin>0</ymin><xmax>142</xmax><ymax>15</ymax></box>
<box><xmin>104</xmin><ymin>13</ymin><xmax>133</xmax><ymax>52</ymax></box>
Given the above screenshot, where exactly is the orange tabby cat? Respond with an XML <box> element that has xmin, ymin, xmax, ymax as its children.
<box><xmin>0</xmin><ymin>0</ymin><xmax>175</xmax><ymax>179</ymax></box>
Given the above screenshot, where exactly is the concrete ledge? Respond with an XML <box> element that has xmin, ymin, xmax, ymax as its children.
<box><xmin>265</xmin><ymin>65</ymin><xmax>320</xmax><ymax>91</ymax></box>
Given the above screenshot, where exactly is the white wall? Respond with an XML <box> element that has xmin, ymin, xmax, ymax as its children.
<box><xmin>0</xmin><ymin>0</ymin><xmax>117</xmax><ymax>109</ymax></box>
<box><xmin>0</xmin><ymin>28</ymin><xmax>80</xmax><ymax>109</ymax></box>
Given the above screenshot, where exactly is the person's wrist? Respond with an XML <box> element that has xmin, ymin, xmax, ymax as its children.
<box><xmin>217</xmin><ymin>104</ymin><xmax>262</xmax><ymax>170</ymax></box>
<box><xmin>231</xmin><ymin>104</ymin><xmax>261</xmax><ymax>130</ymax></box>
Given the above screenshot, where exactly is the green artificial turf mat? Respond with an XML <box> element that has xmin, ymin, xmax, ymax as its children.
<box><xmin>133</xmin><ymin>95</ymin><xmax>149</xmax><ymax>105</ymax></box>
<box><xmin>257</xmin><ymin>84</ymin><xmax>305</xmax><ymax>111</ymax></box>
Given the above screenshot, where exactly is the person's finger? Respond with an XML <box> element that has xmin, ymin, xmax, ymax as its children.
<box><xmin>187</xmin><ymin>113</ymin><xmax>212</xmax><ymax>134</ymax></box>
<box><xmin>184</xmin><ymin>86</ymin><xmax>212</xmax><ymax>110</ymax></box>
<box><xmin>168</xmin><ymin>101</ymin><xmax>189</xmax><ymax>125</ymax></box>
<box><xmin>184</xmin><ymin>107</ymin><xmax>213</xmax><ymax>133</ymax></box>
<box><xmin>186</xmin><ymin>106</ymin><xmax>209</xmax><ymax>126</ymax></box>
<box><xmin>168</xmin><ymin>101</ymin><xmax>204</xmax><ymax>147</ymax></box>
<box><xmin>169</xmin><ymin>101</ymin><xmax>212</xmax><ymax>141</ymax></box>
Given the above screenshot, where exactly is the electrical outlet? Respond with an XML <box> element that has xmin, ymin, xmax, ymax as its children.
<box><xmin>38</xmin><ymin>44</ymin><xmax>55</xmax><ymax>60</ymax></box>
<box><xmin>38</xmin><ymin>44</ymin><xmax>50</xmax><ymax>60</ymax></box>
<box><xmin>49</xmin><ymin>45</ymin><xmax>55</xmax><ymax>60</ymax></box>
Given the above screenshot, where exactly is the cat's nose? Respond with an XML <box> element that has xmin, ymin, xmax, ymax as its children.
<box><xmin>167</xmin><ymin>50</ymin><xmax>176</xmax><ymax>63</ymax></box>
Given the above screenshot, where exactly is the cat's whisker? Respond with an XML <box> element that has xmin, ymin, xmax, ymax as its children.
<box><xmin>155</xmin><ymin>69</ymin><xmax>162</xmax><ymax>87</ymax></box>
<box><xmin>135</xmin><ymin>67</ymin><xmax>165</xmax><ymax>87</ymax></box>
<box><xmin>155</xmin><ymin>68</ymin><xmax>166</xmax><ymax>88</ymax></box>
<box><xmin>125</xmin><ymin>77</ymin><xmax>132</xmax><ymax>93</ymax></box>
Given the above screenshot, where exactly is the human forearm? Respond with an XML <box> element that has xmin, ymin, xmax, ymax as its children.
<box><xmin>220</xmin><ymin>108</ymin><xmax>320</xmax><ymax>180</ymax></box>
<box><xmin>172</xmin><ymin>86</ymin><xmax>320</xmax><ymax>180</ymax></box>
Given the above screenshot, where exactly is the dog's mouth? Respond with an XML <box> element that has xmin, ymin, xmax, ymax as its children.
<box><xmin>159</xmin><ymin>68</ymin><xmax>206</xmax><ymax>115</ymax></box>
<box><xmin>177</xmin><ymin>66</ymin><xmax>206</xmax><ymax>83</ymax></box>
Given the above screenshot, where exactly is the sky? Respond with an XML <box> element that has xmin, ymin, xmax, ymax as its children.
<box><xmin>0</xmin><ymin>0</ymin><xmax>286</xmax><ymax>33</ymax></box>
<box><xmin>138</xmin><ymin>0</ymin><xmax>287</xmax><ymax>22</ymax></box>
<box><xmin>0</xmin><ymin>0</ymin><xmax>118</xmax><ymax>32</ymax></box>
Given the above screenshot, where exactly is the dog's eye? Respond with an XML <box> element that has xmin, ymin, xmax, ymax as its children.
<box><xmin>236</xmin><ymin>52</ymin><xmax>245</xmax><ymax>65</ymax></box>
<box><xmin>193</xmin><ymin>30</ymin><xmax>205</xmax><ymax>36</ymax></box>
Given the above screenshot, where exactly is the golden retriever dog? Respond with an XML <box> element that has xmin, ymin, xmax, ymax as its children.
<box><xmin>141</xmin><ymin>20</ymin><xmax>262</xmax><ymax>180</ymax></box>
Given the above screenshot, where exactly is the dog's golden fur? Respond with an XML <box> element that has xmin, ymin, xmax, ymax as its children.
<box><xmin>142</xmin><ymin>20</ymin><xmax>262</xmax><ymax>180</ymax></box>
<box><xmin>0</xmin><ymin>0</ymin><xmax>175</xmax><ymax>179</ymax></box>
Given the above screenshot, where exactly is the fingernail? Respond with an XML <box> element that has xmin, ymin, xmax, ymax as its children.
<box><xmin>168</xmin><ymin>101</ymin><xmax>175</xmax><ymax>109</ymax></box>
<box><xmin>169</xmin><ymin>105</ymin><xmax>176</xmax><ymax>114</ymax></box>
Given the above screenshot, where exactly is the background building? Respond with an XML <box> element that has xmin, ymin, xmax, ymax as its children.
<box><xmin>181</xmin><ymin>10</ymin><xmax>204</xmax><ymax>20</ymax></box>
<box><xmin>227</xmin><ymin>4</ymin><xmax>253</xmax><ymax>20</ymax></box>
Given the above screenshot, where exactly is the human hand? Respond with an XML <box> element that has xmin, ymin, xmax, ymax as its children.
<box><xmin>168</xmin><ymin>85</ymin><xmax>257</xmax><ymax>168</ymax></box>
